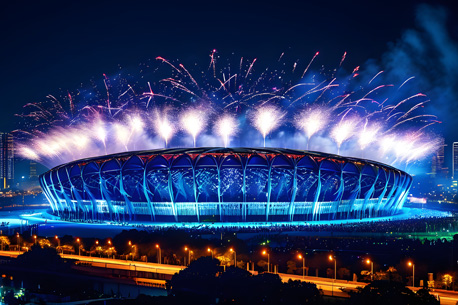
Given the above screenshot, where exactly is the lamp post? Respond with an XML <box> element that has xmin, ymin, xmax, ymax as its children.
<box><xmin>408</xmin><ymin>261</ymin><xmax>415</xmax><ymax>287</ymax></box>
<box><xmin>207</xmin><ymin>247</ymin><xmax>214</xmax><ymax>259</ymax></box>
<box><xmin>55</xmin><ymin>236</ymin><xmax>60</xmax><ymax>253</ymax></box>
<box><xmin>76</xmin><ymin>238</ymin><xmax>81</xmax><ymax>256</ymax></box>
<box><xmin>184</xmin><ymin>246</ymin><xmax>192</xmax><ymax>266</ymax></box>
<box><xmin>107</xmin><ymin>239</ymin><xmax>113</xmax><ymax>258</ymax></box>
<box><xmin>16</xmin><ymin>233</ymin><xmax>20</xmax><ymax>251</ymax></box>
<box><xmin>230</xmin><ymin>248</ymin><xmax>236</xmax><ymax>267</ymax></box>
<box><xmin>366</xmin><ymin>258</ymin><xmax>374</xmax><ymax>281</ymax></box>
<box><xmin>298</xmin><ymin>254</ymin><xmax>305</xmax><ymax>279</ymax></box>
<box><xmin>95</xmin><ymin>240</ymin><xmax>100</xmax><ymax>257</ymax></box>
<box><xmin>329</xmin><ymin>254</ymin><xmax>336</xmax><ymax>279</ymax></box>
<box><xmin>156</xmin><ymin>244</ymin><xmax>161</xmax><ymax>264</ymax></box>
<box><xmin>33</xmin><ymin>235</ymin><xmax>37</xmax><ymax>246</ymax></box>
<box><xmin>262</xmin><ymin>250</ymin><xmax>270</xmax><ymax>272</ymax></box>
<box><xmin>329</xmin><ymin>254</ymin><xmax>336</xmax><ymax>296</ymax></box>
<box><xmin>128</xmin><ymin>241</ymin><xmax>135</xmax><ymax>261</ymax></box>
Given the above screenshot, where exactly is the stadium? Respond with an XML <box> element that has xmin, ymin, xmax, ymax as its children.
<box><xmin>39</xmin><ymin>147</ymin><xmax>412</xmax><ymax>223</ymax></box>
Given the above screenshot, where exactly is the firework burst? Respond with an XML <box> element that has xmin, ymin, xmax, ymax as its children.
<box><xmin>14</xmin><ymin>51</ymin><xmax>441</xmax><ymax>172</ymax></box>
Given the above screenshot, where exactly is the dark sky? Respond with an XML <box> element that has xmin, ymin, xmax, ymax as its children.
<box><xmin>1</xmin><ymin>0</ymin><xmax>458</xmax><ymax>166</ymax></box>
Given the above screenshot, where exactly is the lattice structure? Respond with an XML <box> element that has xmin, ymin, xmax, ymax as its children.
<box><xmin>39</xmin><ymin>147</ymin><xmax>412</xmax><ymax>223</ymax></box>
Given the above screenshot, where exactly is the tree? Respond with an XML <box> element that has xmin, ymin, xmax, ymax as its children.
<box><xmin>338</xmin><ymin>267</ymin><xmax>351</xmax><ymax>280</ymax></box>
<box><xmin>326</xmin><ymin>267</ymin><xmax>334</xmax><ymax>278</ymax></box>
<box><xmin>169</xmin><ymin>257</ymin><xmax>323</xmax><ymax>305</ymax></box>
<box><xmin>169</xmin><ymin>256</ymin><xmax>220</xmax><ymax>304</ymax></box>
<box><xmin>281</xmin><ymin>280</ymin><xmax>322</xmax><ymax>305</ymax></box>
<box><xmin>286</xmin><ymin>260</ymin><xmax>297</xmax><ymax>274</ymax></box>
<box><xmin>416</xmin><ymin>288</ymin><xmax>440</xmax><ymax>304</ymax></box>
<box><xmin>349</xmin><ymin>281</ymin><xmax>439</xmax><ymax>305</ymax></box>
<box><xmin>13</xmin><ymin>245</ymin><xmax>67</xmax><ymax>271</ymax></box>
<box><xmin>219</xmin><ymin>267</ymin><xmax>253</xmax><ymax>304</ymax></box>
<box><xmin>247</xmin><ymin>273</ymin><xmax>283</xmax><ymax>305</ymax></box>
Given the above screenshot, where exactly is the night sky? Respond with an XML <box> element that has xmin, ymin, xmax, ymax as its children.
<box><xmin>2</xmin><ymin>0</ymin><xmax>458</xmax><ymax>169</ymax></box>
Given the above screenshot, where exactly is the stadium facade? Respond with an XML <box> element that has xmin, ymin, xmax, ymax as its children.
<box><xmin>39</xmin><ymin>147</ymin><xmax>412</xmax><ymax>222</ymax></box>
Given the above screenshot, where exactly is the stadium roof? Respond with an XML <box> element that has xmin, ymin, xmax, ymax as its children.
<box><xmin>49</xmin><ymin>147</ymin><xmax>403</xmax><ymax>173</ymax></box>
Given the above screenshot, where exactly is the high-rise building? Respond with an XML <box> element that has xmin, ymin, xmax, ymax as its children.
<box><xmin>0</xmin><ymin>133</ymin><xmax>14</xmax><ymax>189</ymax></box>
<box><xmin>29</xmin><ymin>160</ymin><xmax>37</xmax><ymax>179</ymax></box>
<box><xmin>432</xmin><ymin>139</ymin><xmax>447</xmax><ymax>178</ymax></box>
<box><xmin>453</xmin><ymin>142</ymin><xmax>458</xmax><ymax>180</ymax></box>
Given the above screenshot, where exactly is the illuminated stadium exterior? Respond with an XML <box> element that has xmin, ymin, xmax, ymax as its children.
<box><xmin>39</xmin><ymin>147</ymin><xmax>412</xmax><ymax>223</ymax></box>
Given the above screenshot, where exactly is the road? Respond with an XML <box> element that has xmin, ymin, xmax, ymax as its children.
<box><xmin>0</xmin><ymin>250</ymin><xmax>457</xmax><ymax>304</ymax></box>
<box><xmin>280</xmin><ymin>273</ymin><xmax>366</xmax><ymax>298</ymax></box>
<box><xmin>63</xmin><ymin>253</ymin><xmax>185</xmax><ymax>275</ymax></box>
<box><xmin>0</xmin><ymin>250</ymin><xmax>184</xmax><ymax>275</ymax></box>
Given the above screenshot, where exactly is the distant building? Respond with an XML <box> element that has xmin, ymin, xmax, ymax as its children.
<box><xmin>0</xmin><ymin>132</ymin><xmax>14</xmax><ymax>189</ymax></box>
<box><xmin>29</xmin><ymin>160</ymin><xmax>37</xmax><ymax>179</ymax></box>
<box><xmin>431</xmin><ymin>139</ymin><xmax>448</xmax><ymax>178</ymax></box>
<box><xmin>453</xmin><ymin>142</ymin><xmax>458</xmax><ymax>180</ymax></box>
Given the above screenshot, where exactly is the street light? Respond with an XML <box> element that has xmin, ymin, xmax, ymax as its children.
<box><xmin>207</xmin><ymin>247</ymin><xmax>214</xmax><ymax>259</ymax></box>
<box><xmin>33</xmin><ymin>235</ymin><xmax>37</xmax><ymax>245</ymax></box>
<box><xmin>16</xmin><ymin>233</ymin><xmax>20</xmax><ymax>251</ymax></box>
<box><xmin>76</xmin><ymin>238</ymin><xmax>81</xmax><ymax>256</ymax></box>
<box><xmin>90</xmin><ymin>240</ymin><xmax>99</xmax><ymax>257</ymax></box>
<box><xmin>230</xmin><ymin>248</ymin><xmax>236</xmax><ymax>267</ymax></box>
<box><xmin>184</xmin><ymin>246</ymin><xmax>192</xmax><ymax>266</ymax></box>
<box><xmin>156</xmin><ymin>244</ymin><xmax>161</xmax><ymax>264</ymax></box>
<box><xmin>329</xmin><ymin>255</ymin><xmax>336</xmax><ymax>279</ymax></box>
<box><xmin>366</xmin><ymin>258</ymin><xmax>374</xmax><ymax>281</ymax></box>
<box><xmin>55</xmin><ymin>235</ymin><xmax>60</xmax><ymax>253</ymax></box>
<box><xmin>95</xmin><ymin>240</ymin><xmax>100</xmax><ymax>257</ymax></box>
<box><xmin>262</xmin><ymin>250</ymin><xmax>270</xmax><ymax>273</ymax></box>
<box><xmin>329</xmin><ymin>254</ymin><xmax>337</xmax><ymax>296</ymax></box>
<box><xmin>298</xmin><ymin>254</ymin><xmax>305</xmax><ymax>279</ymax></box>
<box><xmin>107</xmin><ymin>239</ymin><xmax>113</xmax><ymax>258</ymax></box>
<box><xmin>408</xmin><ymin>261</ymin><xmax>415</xmax><ymax>287</ymax></box>
<box><xmin>128</xmin><ymin>241</ymin><xmax>134</xmax><ymax>261</ymax></box>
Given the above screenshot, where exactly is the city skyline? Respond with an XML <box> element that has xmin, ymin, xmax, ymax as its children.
<box><xmin>0</xmin><ymin>133</ymin><xmax>14</xmax><ymax>189</ymax></box>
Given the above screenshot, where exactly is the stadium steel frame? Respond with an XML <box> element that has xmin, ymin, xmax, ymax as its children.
<box><xmin>39</xmin><ymin>147</ymin><xmax>412</xmax><ymax>223</ymax></box>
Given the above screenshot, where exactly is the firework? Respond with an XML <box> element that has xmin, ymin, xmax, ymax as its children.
<box><xmin>251</xmin><ymin>106</ymin><xmax>285</xmax><ymax>147</ymax></box>
<box><xmin>180</xmin><ymin>108</ymin><xmax>207</xmax><ymax>147</ymax></box>
<box><xmin>331</xmin><ymin>117</ymin><xmax>358</xmax><ymax>155</ymax></box>
<box><xmin>153</xmin><ymin>109</ymin><xmax>175</xmax><ymax>147</ymax></box>
<box><xmin>295</xmin><ymin>107</ymin><xmax>329</xmax><ymax>150</ymax></box>
<box><xmin>215</xmin><ymin>115</ymin><xmax>238</xmax><ymax>148</ymax></box>
<box><xmin>358</xmin><ymin>121</ymin><xmax>381</xmax><ymax>151</ymax></box>
<box><xmin>14</xmin><ymin>52</ymin><xmax>441</xmax><ymax>172</ymax></box>
<box><xmin>93</xmin><ymin>121</ymin><xmax>107</xmax><ymax>154</ymax></box>
<box><xmin>114</xmin><ymin>123</ymin><xmax>130</xmax><ymax>151</ymax></box>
